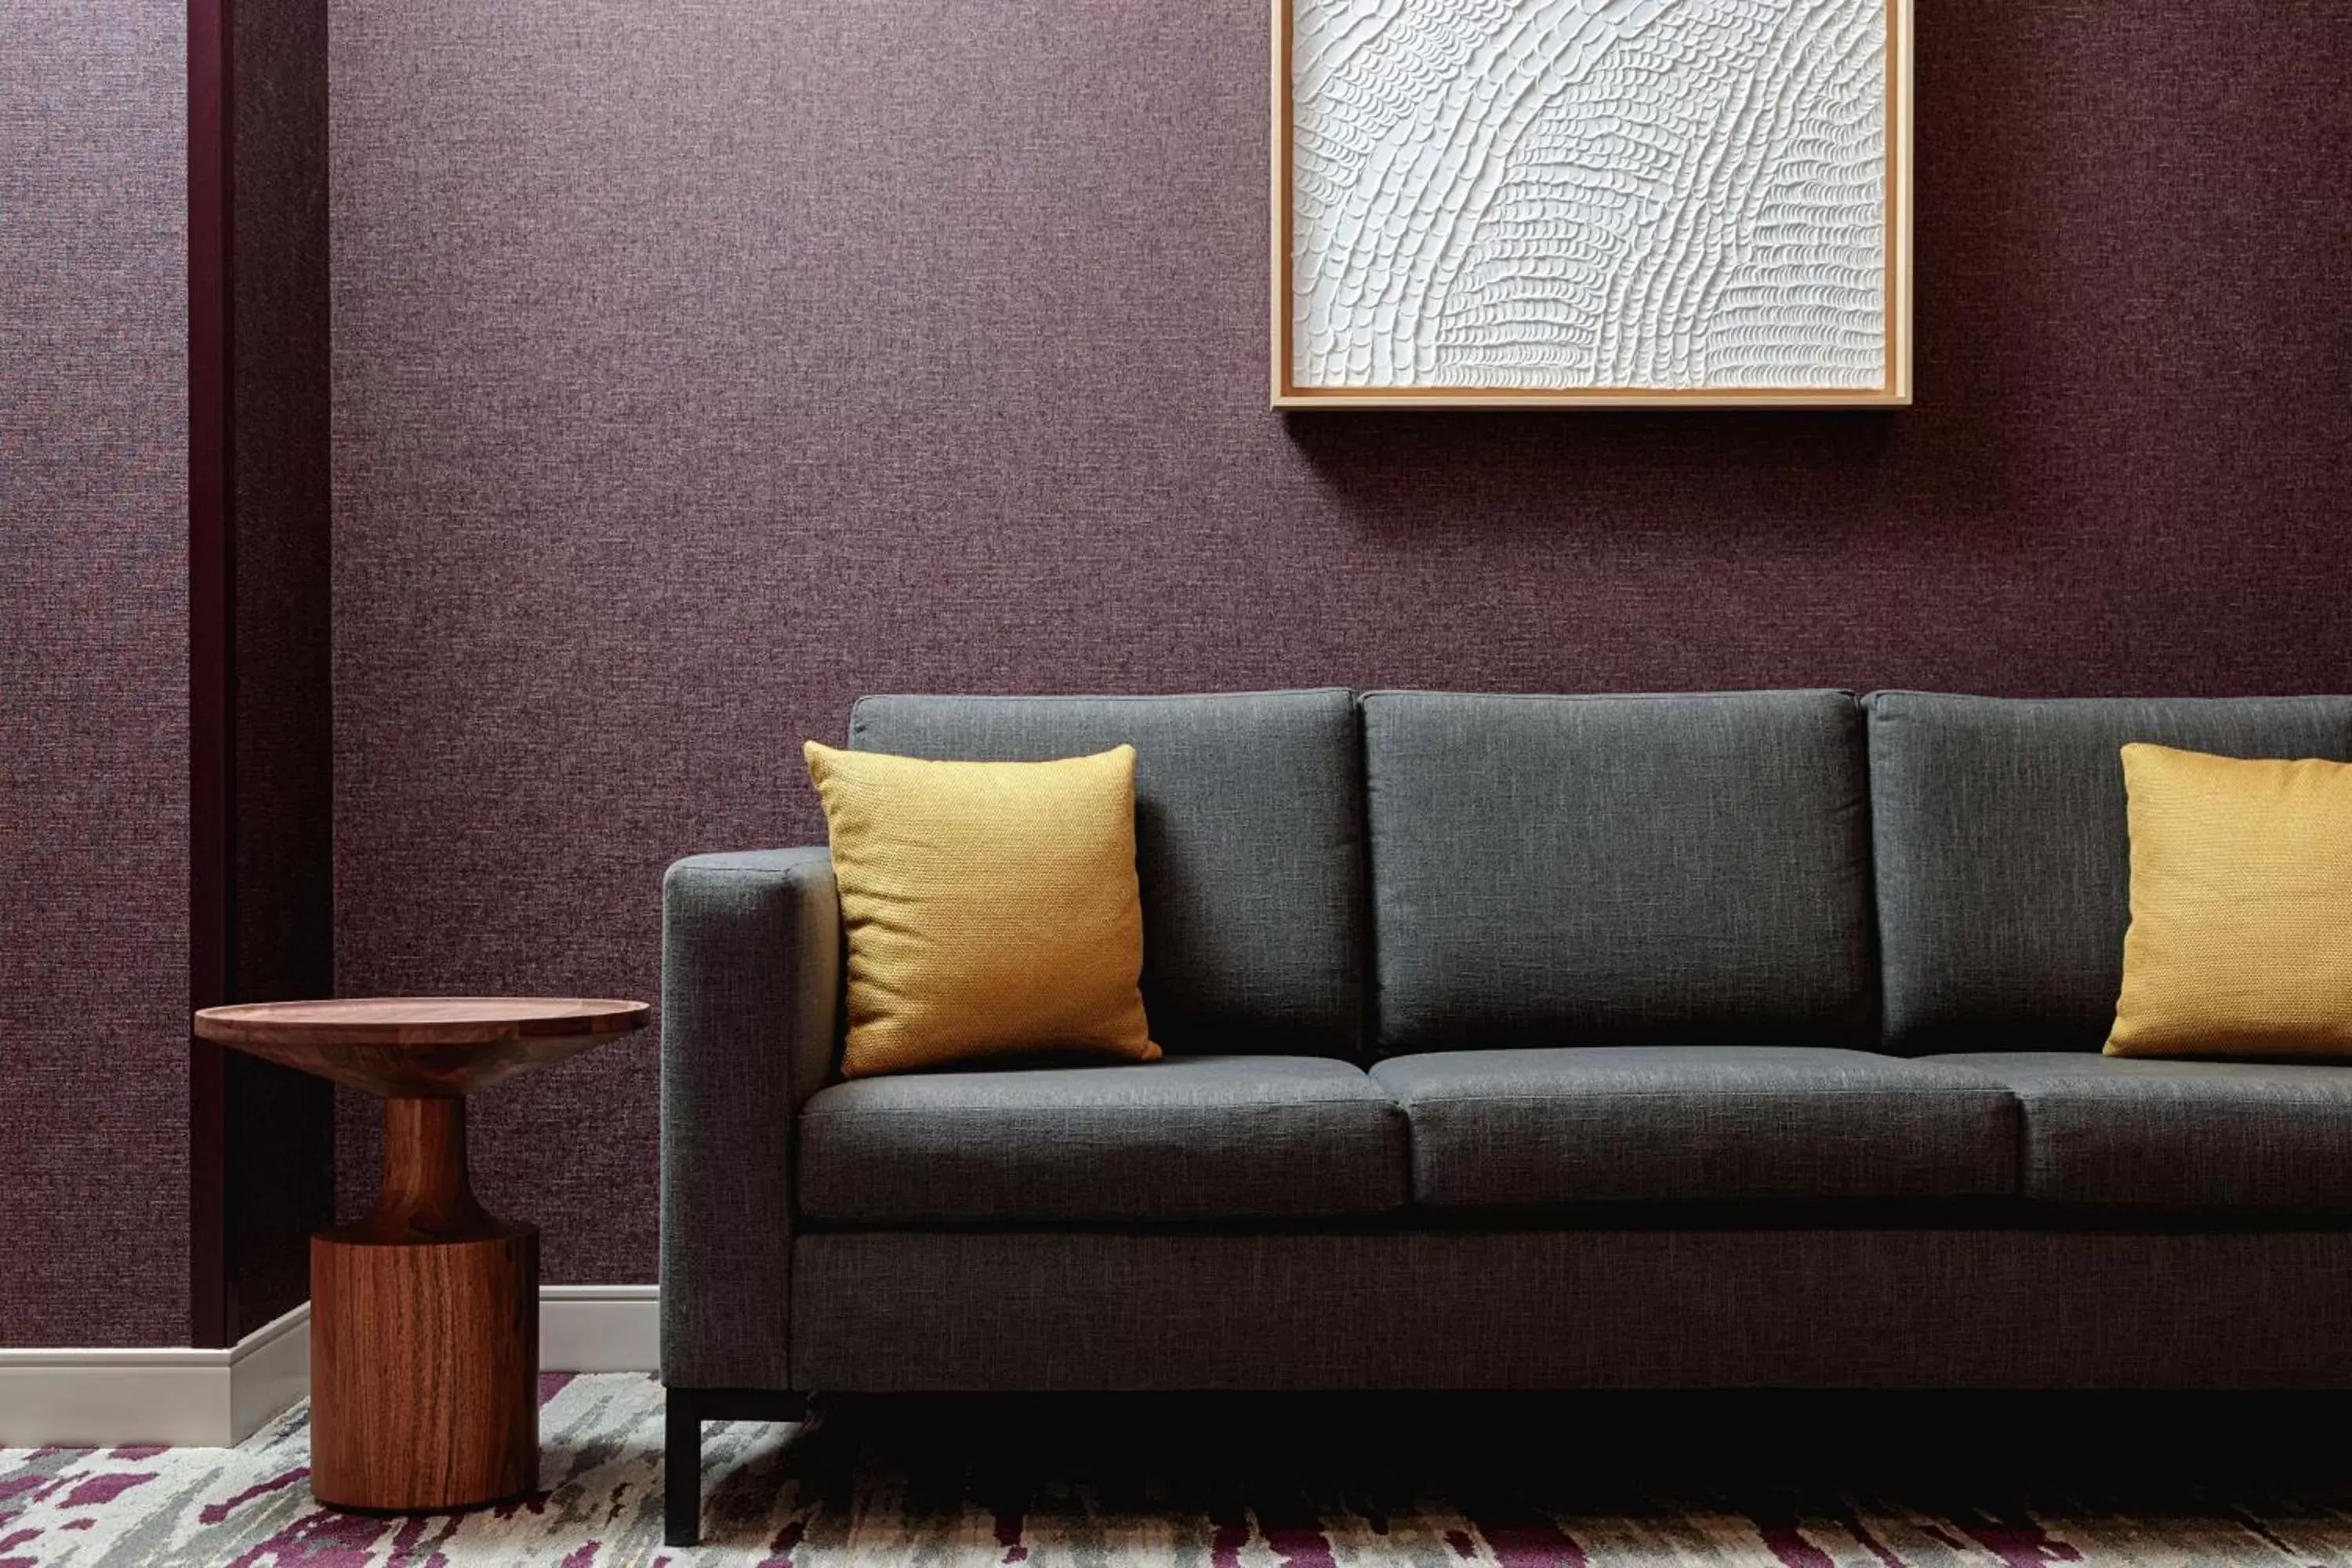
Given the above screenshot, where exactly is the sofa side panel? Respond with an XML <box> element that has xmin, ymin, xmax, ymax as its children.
<box><xmin>661</xmin><ymin>848</ymin><xmax>840</xmax><ymax>1390</ymax></box>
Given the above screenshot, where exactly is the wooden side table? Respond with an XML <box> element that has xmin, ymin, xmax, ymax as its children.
<box><xmin>194</xmin><ymin>996</ymin><xmax>648</xmax><ymax>1512</ymax></box>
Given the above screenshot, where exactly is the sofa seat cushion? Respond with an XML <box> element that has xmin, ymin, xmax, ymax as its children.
<box><xmin>1370</xmin><ymin>1047</ymin><xmax>2019</xmax><ymax>1210</ymax></box>
<box><xmin>1930</xmin><ymin>1052</ymin><xmax>2352</xmax><ymax>1214</ymax></box>
<box><xmin>797</xmin><ymin>1054</ymin><xmax>1406</xmax><ymax>1225</ymax></box>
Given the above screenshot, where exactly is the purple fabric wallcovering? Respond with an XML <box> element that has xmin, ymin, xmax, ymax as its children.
<box><xmin>328</xmin><ymin>0</ymin><xmax>2352</xmax><ymax>1279</ymax></box>
<box><xmin>0</xmin><ymin>4</ymin><xmax>191</xmax><ymax>1342</ymax></box>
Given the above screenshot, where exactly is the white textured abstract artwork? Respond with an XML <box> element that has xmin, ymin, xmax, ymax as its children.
<box><xmin>1281</xmin><ymin>0</ymin><xmax>1907</xmax><ymax>404</ymax></box>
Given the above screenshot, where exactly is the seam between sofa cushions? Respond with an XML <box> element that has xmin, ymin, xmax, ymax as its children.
<box><xmin>1359</xmin><ymin>688</ymin><xmax>1860</xmax><ymax>707</ymax></box>
<box><xmin>799</xmin><ymin>1094</ymin><xmax>1398</xmax><ymax>1120</ymax></box>
<box><xmin>1388</xmin><ymin>1085</ymin><xmax>2017</xmax><ymax>1110</ymax></box>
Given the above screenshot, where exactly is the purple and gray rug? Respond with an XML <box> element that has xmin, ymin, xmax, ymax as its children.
<box><xmin>5</xmin><ymin>1374</ymin><xmax>2352</xmax><ymax>1565</ymax></box>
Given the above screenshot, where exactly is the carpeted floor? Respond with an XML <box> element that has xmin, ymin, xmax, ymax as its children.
<box><xmin>7</xmin><ymin>1374</ymin><xmax>2352</xmax><ymax>1565</ymax></box>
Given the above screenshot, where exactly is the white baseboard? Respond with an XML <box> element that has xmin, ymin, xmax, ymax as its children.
<box><xmin>0</xmin><ymin>1285</ymin><xmax>660</xmax><ymax>1450</ymax></box>
<box><xmin>227</xmin><ymin>1301</ymin><xmax>311</xmax><ymax>1445</ymax></box>
<box><xmin>0</xmin><ymin>1301</ymin><xmax>310</xmax><ymax>1449</ymax></box>
<box><xmin>540</xmin><ymin>1283</ymin><xmax>659</xmax><ymax>1374</ymax></box>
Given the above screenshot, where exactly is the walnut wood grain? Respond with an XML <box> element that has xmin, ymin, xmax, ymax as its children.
<box><xmin>309</xmin><ymin>1094</ymin><xmax>541</xmax><ymax>1509</ymax></box>
<box><xmin>357</xmin><ymin>1098</ymin><xmax>492</xmax><ymax>1243</ymax></box>
<box><xmin>192</xmin><ymin>996</ymin><xmax>648</xmax><ymax>1098</ymax></box>
<box><xmin>187</xmin><ymin>996</ymin><xmax>644</xmax><ymax>1512</ymax></box>
<box><xmin>311</xmin><ymin>1224</ymin><xmax>538</xmax><ymax>1511</ymax></box>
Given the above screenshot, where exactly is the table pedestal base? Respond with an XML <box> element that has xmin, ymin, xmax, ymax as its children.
<box><xmin>309</xmin><ymin>1098</ymin><xmax>541</xmax><ymax>1512</ymax></box>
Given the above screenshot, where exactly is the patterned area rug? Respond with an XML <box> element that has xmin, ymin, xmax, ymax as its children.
<box><xmin>6</xmin><ymin>1374</ymin><xmax>2352</xmax><ymax>1565</ymax></box>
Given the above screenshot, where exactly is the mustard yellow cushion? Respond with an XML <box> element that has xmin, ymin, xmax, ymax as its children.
<box><xmin>804</xmin><ymin>740</ymin><xmax>1159</xmax><ymax>1078</ymax></box>
<box><xmin>2106</xmin><ymin>742</ymin><xmax>2352</xmax><ymax>1058</ymax></box>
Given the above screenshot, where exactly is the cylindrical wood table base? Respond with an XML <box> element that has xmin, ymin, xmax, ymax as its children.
<box><xmin>310</xmin><ymin>1098</ymin><xmax>542</xmax><ymax>1512</ymax></box>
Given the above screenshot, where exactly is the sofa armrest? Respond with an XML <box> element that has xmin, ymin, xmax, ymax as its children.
<box><xmin>659</xmin><ymin>847</ymin><xmax>840</xmax><ymax>1391</ymax></box>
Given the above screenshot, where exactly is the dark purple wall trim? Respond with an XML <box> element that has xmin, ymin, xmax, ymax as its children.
<box><xmin>226</xmin><ymin>0</ymin><xmax>338</xmax><ymax>1338</ymax></box>
<box><xmin>188</xmin><ymin>0</ymin><xmax>234</xmax><ymax>1351</ymax></box>
<box><xmin>191</xmin><ymin>0</ymin><xmax>339</xmax><ymax>1346</ymax></box>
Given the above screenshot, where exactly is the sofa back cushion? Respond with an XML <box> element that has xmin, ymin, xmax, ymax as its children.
<box><xmin>1363</xmin><ymin>690</ymin><xmax>1875</xmax><ymax>1057</ymax></box>
<box><xmin>849</xmin><ymin>690</ymin><xmax>1364</xmax><ymax>1056</ymax></box>
<box><xmin>1865</xmin><ymin>692</ymin><xmax>2352</xmax><ymax>1054</ymax></box>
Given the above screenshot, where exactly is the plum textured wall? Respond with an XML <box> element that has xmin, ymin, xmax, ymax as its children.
<box><xmin>0</xmin><ymin>1</ymin><xmax>190</xmax><ymax>1344</ymax></box>
<box><xmin>330</xmin><ymin>0</ymin><xmax>2352</xmax><ymax>1279</ymax></box>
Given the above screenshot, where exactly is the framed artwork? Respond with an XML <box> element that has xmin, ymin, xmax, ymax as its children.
<box><xmin>1274</xmin><ymin>0</ymin><xmax>1912</xmax><ymax>408</ymax></box>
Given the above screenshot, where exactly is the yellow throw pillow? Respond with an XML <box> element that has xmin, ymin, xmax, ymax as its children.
<box><xmin>804</xmin><ymin>740</ymin><xmax>1159</xmax><ymax>1078</ymax></box>
<box><xmin>2107</xmin><ymin>742</ymin><xmax>2352</xmax><ymax>1058</ymax></box>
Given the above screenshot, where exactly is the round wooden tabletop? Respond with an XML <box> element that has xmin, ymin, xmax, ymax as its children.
<box><xmin>193</xmin><ymin>996</ymin><xmax>649</xmax><ymax>1098</ymax></box>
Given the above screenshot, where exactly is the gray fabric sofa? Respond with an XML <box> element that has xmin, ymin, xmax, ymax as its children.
<box><xmin>659</xmin><ymin>687</ymin><xmax>2352</xmax><ymax>1544</ymax></box>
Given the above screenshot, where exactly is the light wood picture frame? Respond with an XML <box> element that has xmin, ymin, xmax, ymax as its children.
<box><xmin>1273</xmin><ymin>0</ymin><xmax>1913</xmax><ymax>409</ymax></box>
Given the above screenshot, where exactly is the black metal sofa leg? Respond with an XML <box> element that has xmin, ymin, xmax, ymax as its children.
<box><xmin>665</xmin><ymin>1388</ymin><xmax>704</xmax><ymax>1547</ymax></box>
<box><xmin>665</xmin><ymin>1386</ymin><xmax>812</xmax><ymax>1548</ymax></box>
